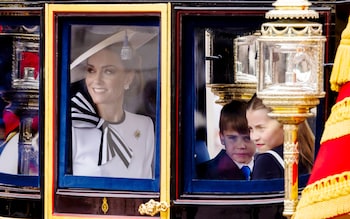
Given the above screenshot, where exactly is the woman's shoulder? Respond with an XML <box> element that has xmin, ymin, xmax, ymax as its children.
<box><xmin>125</xmin><ymin>111</ymin><xmax>154</xmax><ymax>125</ymax></box>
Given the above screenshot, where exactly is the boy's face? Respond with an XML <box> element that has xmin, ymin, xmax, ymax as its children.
<box><xmin>220</xmin><ymin>130</ymin><xmax>256</xmax><ymax>164</ymax></box>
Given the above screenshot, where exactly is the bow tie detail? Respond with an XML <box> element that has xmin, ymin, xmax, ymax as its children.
<box><xmin>71</xmin><ymin>92</ymin><xmax>133</xmax><ymax>167</ymax></box>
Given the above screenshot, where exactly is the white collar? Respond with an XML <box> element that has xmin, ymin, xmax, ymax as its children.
<box><xmin>235</xmin><ymin>158</ymin><xmax>254</xmax><ymax>170</ymax></box>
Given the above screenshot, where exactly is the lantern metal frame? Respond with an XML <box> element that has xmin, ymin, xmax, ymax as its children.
<box><xmin>208</xmin><ymin>32</ymin><xmax>259</xmax><ymax>104</ymax></box>
<box><xmin>256</xmin><ymin>0</ymin><xmax>326</xmax><ymax>217</ymax></box>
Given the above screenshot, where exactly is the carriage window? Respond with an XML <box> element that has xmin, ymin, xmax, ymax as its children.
<box><xmin>46</xmin><ymin>4</ymin><xmax>170</xmax><ymax>216</ymax></box>
<box><xmin>69</xmin><ymin>24</ymin><xmax>158</xmax><ymax>180</ymax></box>
<box><xmin>176</xmin><ymin>9</ymin><xmax>326</xmax><ymax>196</ymax></box>
<box><xmin>53</xmin><ymin>15</ymin><xmax>162</xmax><ymax>195</ymax></box>
<box><xmin>0</xmin><ymin>17</ymin><xmax>41</xmax><ymax>189</ymax></box>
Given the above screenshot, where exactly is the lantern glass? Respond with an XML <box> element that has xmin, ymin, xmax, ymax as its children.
<box><xmin>258</xmin><ymin>38</ymin><xmax>324</xmax><ymax>96</ymax></box>
<box><xmin>234</xmin><ymin>34</ymin><xmax>259</xmax><ymax>83</ymax></box>
<box><xmin>12</xmin><ymin>36</ymin><xmax>40</xmax><ymax>89</ymax></box>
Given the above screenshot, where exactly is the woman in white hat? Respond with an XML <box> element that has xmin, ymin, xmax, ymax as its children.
<box><xmin>70</xmin><ymin>25</ymin><xmax>157</xmax><ymax>179</ymax></box>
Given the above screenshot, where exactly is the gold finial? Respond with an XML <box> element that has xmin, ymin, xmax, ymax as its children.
<box><xmin>266</xmin><ymin>0</ymin><xmax>318</xmax><ymax>20</ymax></box>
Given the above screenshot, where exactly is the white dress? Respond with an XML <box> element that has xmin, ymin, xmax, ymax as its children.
<box><xmin>0</xmin><ymin>133</ymin><xmax>18</xmax><ymax>174</ymax></box>
<box><xmin>0</xmin><ymin>132</ymin><xmax>39</xmax><ymax>175</ymax></box>
<box><xmin>72</xmin><ymin>111</ymin><xmax>155</xmax><ymax>179</ymax></box>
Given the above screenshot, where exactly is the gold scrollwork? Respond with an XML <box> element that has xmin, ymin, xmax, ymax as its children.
<box><xmin>138</xmin><ymin>199</ymin><xmax>170</xmax><ymax>216</ymax></box>
<box><xmin>101</xmin><ymin>197</ymin><xmax>109</xmax><ymax>214</ymax></box>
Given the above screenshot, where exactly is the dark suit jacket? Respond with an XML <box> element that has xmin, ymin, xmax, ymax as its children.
<box><xmin>196</xmin><ymin>149</ymin><xmax>246</xmax><ymax>180</ymax></box>
<box><xmin>251</xmin><ymin>145</ymin><xmax>284</xmax><ymax>180</ymax></box>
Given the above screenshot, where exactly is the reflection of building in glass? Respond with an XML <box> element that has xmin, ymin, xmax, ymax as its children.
<box><xmin>234</xmin><ymin>33</ymin><xmax>260</xmax><ymax>83</ymax></box>
<box><xmin>260</xmin><ymin>42</ymin><xmax>322</xmax><ymax>94</ymax></box>
<box><xmin>0</xmin><ymin>35</ymin><xmax>40</xmax><ymax>175</ymax></box>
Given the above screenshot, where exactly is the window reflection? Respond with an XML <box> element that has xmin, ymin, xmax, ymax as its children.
<box><xmin>0</xmin><ymin>33</ymin><xmax>40</xmax><ymax>176</ymax></box>
<box><xmin>194</xmin><ymin>27</ymin><xmax>317</xmax><ymax>182</ymax></box>
<box><xmin>69</xmin><ymin>25</ymin><xmax>159</xmax><ymax>179</ymax></box>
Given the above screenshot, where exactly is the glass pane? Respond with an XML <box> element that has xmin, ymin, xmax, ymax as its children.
<box><xmin>0</xmin><ymin>12</ymin><xmax>41</xmax><ymax>218</ymax></box>
<box><xmin>0</xmin><ymin>19</ymin><xmax>40</xmax><ymax>187</ymax></box>
<box><xmin>176</xmin><ymin>10</ymin><xmax>322</xmax><ymax>196</ymax></box>
<box><xmin>57</xmin><ymin>19</ymin><xmax>161</xmax><ymax>191</ymax></box>
<box><xmin>70</xmin><ymin>24</ymin><xmax>158</xmax><ymax>179</ymax></box>
<box><xmin>259</xmin><ymin>40</ymin><xmax>322</xmax><ymax>94</ymax></box>
<box><xmin>46</xmin><ymin>4</ymin><xmax>170</xmax><ymax>216</ymax></box>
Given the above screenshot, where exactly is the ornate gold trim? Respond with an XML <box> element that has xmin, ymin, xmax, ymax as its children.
<box><xmin>101</xmin><ymin>197</ymin><xmax>109</xmax><ymax>214</ymax></box>
<box><xmin>266</xmin><ymin>0</ymin><xmax>318</xmax><ymax>20</ymax></box>
<box><xmin>261</xmin><ymin>22</ymin><xmax>322</xmax><ymax>36</ymax></box>
<box><xmin>321</xmin><ymin>97</ymin><xmax>350</xmax><ymax>144</ymax></box>
<box><xmin>138</xmin><ymin>199</ymin><xmax>170</xmax><ymax>216</ymax></box>
<box><xmin>295</xmin><ymin>171</ymin><xmax>350</xmax><ymax>219</ymax></box>
<box><xmin>208</xmin><ymin>83</ymin><xmax>256</xmax><ymax>105</ymax></box>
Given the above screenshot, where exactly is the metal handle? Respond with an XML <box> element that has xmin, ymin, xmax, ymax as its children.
<box><xmin>138</xmin><ymin>199</ymin><xmax>170</xmax><ymax>216</ymax></box>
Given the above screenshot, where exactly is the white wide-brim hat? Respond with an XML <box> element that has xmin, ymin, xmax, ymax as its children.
<box><xmin>70</xmin><ymin>25</ymin><xmax>159</xmax><ymax>83</ymax></box>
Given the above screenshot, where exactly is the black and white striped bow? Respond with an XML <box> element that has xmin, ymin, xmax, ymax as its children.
<box><xmin>71</xmin><ymin>92</ymin><xmax>133</xmax><ymax>167</ymax></box>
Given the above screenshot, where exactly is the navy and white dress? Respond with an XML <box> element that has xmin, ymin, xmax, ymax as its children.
<box><xmin>251</xmin><ymin>145</ymin><xmax>284</xmax><ymax>180</ymax></box>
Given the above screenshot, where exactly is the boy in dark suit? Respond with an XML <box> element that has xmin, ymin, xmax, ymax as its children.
<box><xmin>197</xmin><ymin>100</ymin><xmax>256</xmax><ymax>180</ymax></box>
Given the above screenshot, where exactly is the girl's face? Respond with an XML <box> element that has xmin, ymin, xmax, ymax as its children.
<box><xmin>246</xmin><ymin>108</ymin><xmax>284</xmax><ymax>152</ymax></box>
<box><xmin>85</xmin><ymin>48</ymin><xmax>134</xmax><ymax>106</ymax></box>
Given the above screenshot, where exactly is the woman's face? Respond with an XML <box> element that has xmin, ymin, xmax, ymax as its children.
<box><xmin>246</xmin><ymin>108</ymin><xmax>284</xmax><ymax>152</ymax></box>
<box><xmin>85</xmin><ymin>48</ymin><xmax>134</xmax><ymax>106</ymax></box>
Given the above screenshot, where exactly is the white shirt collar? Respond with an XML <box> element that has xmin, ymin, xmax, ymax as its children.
<box><xmin>235</xmin><ymin>158</ymin><xmax>254</xmax><ymax>170</ymax></box>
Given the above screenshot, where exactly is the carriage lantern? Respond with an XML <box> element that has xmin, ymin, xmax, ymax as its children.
<box><xmin>256</xmin><ymin>0</ymin><xmax>326</xmax><ymax>217</ymax></box>
<box><xmin>10</xmin><ymin>35</ymin><xmax>40</xmax><ymax>175</ymax></box>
